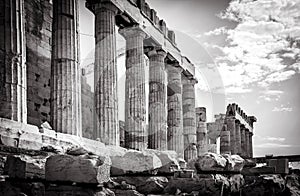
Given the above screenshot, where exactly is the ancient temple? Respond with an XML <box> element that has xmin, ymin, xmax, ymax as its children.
<box><xmin>0</xmin><ymin>1</ymin><xmax>268</xmax><ymax>195</ymax></box>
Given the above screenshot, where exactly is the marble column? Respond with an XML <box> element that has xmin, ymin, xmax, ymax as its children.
<box><xmin>86</xmin><ymin>2</ymin><xmax>119</xmax><ymax>145</ymax></box>
<box><xmin>226</xmin><ymin>117</ymin><xmax>236</xmax><ymax>154</ymax></box>
<box><xmin>220</xmin><ymin>124</ymin><xmax>231</xmax><ymax>154</ymax></box>
<box><xmin>235</xmin><ymin>120</ymin><xmax>242</xmax><ymax>155</ymax></box>
<box><xmin>195</xmin><ymin>107</ymin><xmax>207</xmax><ymax>156</ymax></box>
<box><xmin>249</xmin><ymin>132</ymin><xmax>253</xmax><ymax>158</ymax></box>
<box><xmin>119</xmin><ymin>26</ymin><xmax>147</xmax><ymax>150</ymax></box>
<box><xmin>166</xmin><ymin>63</ymin><xmax>184</xmax><ymax>158</ymax></box>
<box><xmin>51</xmin><ymin>0</ymin><xmax>81</xmax><ymax>136</ymax></box>
<box><xmin>182</xmin><ymin>75</ymin><xmax>197</xmax><ymax>161</ymax></box>
<box><xmin>240</xmin><ymin>124</ymin><xmax>246</xmax><ymax>157</ymax></box>
<box><xmin>148</xmin><ymin>48</ymin><xmax>167</xmax><ymax>150</ymax></box>
<box><xmin>0</xmin><ymin>0</ymin><xmax>27</xmax><ymax>122</ymax></box>
<box><xmin>245</xmin><ymin>128</ymin><xmax>250</xmax><ymax>158</ymax></box>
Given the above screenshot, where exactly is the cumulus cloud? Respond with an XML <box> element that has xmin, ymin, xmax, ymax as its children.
<box><xmin>272</xmin><ymin>105</ymin><xmax>293</xmax><ymax>112</ymax></box>
<box><xmin>204</xmin><ymin>0</ymin><xmax>300</xmax><ymax>93</ymax></box>
<box><xmin>259</xmin><ymin>90</ymin><xmax>284</xmax><ymax>101</ymax></box>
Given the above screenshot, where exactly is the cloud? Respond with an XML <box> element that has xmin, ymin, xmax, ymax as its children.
<box><xmin>259</xmin><ymin>90</ymin><xmax>283</xmax><ymax>101</ymax></box>
<box><xmin>205</xmin><ymin>0</ymin><xmax>300</xmax><ymax>92</ymax></box>
<box><xmin>272</xmin><ymin>105</ymin><xmax>293</xmax><ymax>112</ymax></box>
<box><xmin>255</xmin><ymin>135</ymin><xmax>286</xmax><ymax>142</ymax></box>
<box><xmin>256</xmin><ymin>143</ymin><xmax>292</xmax><ymax>148</ymax></box>
<box><xmin>204</xmin><ymin>27</ymin><xmax>228</xmax><ymax>36</ymax></box>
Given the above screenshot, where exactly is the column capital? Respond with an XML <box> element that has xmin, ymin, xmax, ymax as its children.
<box><xmin>166</xmin><ymin>61</ymin><xmax>184</xmax><ymax>74</ymax></box>
<box><xmin>119</xmin><ymin>25</ymin><xmax>147</xmax><ymax>40</ymax></box>
<box><xmin>147</xmin><ymin>47</ymin><xmax>167</xmax><ymax>59</ymax></box>
<box><xmin>182</xmin><ymin>75</ymin><xmax>198</xmax><ymax>85</ymax></box>
<box><xmin>86</xmin><ymin>0</ymin><xmax>118</xmax><ymax>14</ymax></box>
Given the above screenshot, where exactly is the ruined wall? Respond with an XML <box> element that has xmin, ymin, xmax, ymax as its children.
<box><xmin>81</xmin><ymin>75</ymin><xmax>94</xmax><ymax>139</ymax></box>
<box><xmin>25</xmin><ymin>0</ymin><xmax>52</xmax><ymax>126</ymax></box>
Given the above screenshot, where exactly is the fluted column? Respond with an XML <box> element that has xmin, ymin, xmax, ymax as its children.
<box><xmin>249</xmin><ymin>132</ymin><xmax>253</xmax><ymax>158</ymax></box>
<box><xmin>226</xmin><ymin>117</ymin><xmax>236</xmax><ymax>154</ymax></box>
<box><xmin>182</xmin><ymin>75</ymin><xmax>197</xmax><ymax>161</ymax></box>
<box><xmin>240</xmin><ymin>124</ymin><xmax>246</xmax><ymax>157</ymax></box>
<box><xmin>86</xmin><ymin>2</ymin><xmax>119</xmax><ymax>145</ymax></box>
<box><xmin>120</xmin><ymin>26</ymin><xmax>147</xmax><ymax>150</ymax></box>
<box><xmin>245</xmin><ymin>129</ymin><xmax>250</xmax><ymax>158</ymax></box>
<box><xmin>235</xmin><ymin>120</ymin><xmax>241</xmax><ymax>155</ymax></box>
<box><xmin>166</xmin><ymin>63</ymin><xmax>184</xmax><ymax>158</ymax></box>
<box><xmin>220</xmin><ymin>124</ymin><xmax>231</xmax><ymax>154</ymax></box>
<box><xmin>148</xmin><ymin>48</ymin><xmax>167</xmax><ymax>150</ymax></box>
<box><xmin>0</xmin><ymin>0</ymin><xmax>27</xmax><ymax>122</ymax></box>
<box><xmin>195</xmin><ymin>107</ymin><xmax>208</xmax><ymax>156</ymax></box>
<box><xmin>51</xmin><ymin>0</ymin><xmax>81</xmax><ymax>136</ymax></box>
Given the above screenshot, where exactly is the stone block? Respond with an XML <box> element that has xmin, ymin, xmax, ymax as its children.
<box><xmin>266</xmin><ymin>159</ymin><xmax>289</xmax><ymax>174</ymax></box>
<box><xmin>223</xmin><ymin>154</ymin><xmax>245</xmax><ymax>172</ymax></box>
<box><xmin>145</xmin><ymin>150</ymin><xmax>179</xmax><ymax>174</ymax></box>
<box><xmin>241</xmin><ymin>166</ymin><xmax>275</xmax><ymax>175</ymax></box>
<box><xmin>194</xmin><ymin>153</ymin><xmax>227</xmax><ymax>172</ymax></box>
<box><xmin>45</xmin><ymin>154</ymin><xmax>111</xmax><ymax>184</ymax></box>
<box><xmin>4</xmin><ymin>155</ymin><xmax>46</xmax><ymax>179</ymax></box>
<box><xmin>110</xmin><ymin>150</ymin><xmax>162</xmax><ymax>176</ymax></box>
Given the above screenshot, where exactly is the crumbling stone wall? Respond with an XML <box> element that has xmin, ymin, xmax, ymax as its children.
<box><xmin>25</xmin><ymin>0</ymin><xmax>52</xmax><ymax>126</ymax></box>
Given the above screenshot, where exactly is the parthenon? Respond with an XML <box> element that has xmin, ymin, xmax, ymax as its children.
<box><xmin>2</xmin><ymin>0</ymin><xmax>298</xmax><ymax>196</ymax></box>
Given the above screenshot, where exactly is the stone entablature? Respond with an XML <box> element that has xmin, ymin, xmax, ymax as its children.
<box><xmin>226</xmin><ymin>103</ymin><xmax>257</xmax><ymax>132</ymax></box>
<box><xmin>86</xmin><ymin>0</ymin><xmax>195</xmax><ymax>77</ymax></box>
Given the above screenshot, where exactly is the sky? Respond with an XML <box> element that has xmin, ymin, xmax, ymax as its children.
<box><xmin>78</xmin><ymin>0</ymin><xmax>300</xmax><ymax>157</ymax></box>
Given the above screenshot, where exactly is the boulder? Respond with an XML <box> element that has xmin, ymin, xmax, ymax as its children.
<box><xmin>45</xmin><ymin>154</ymin><xmax>111</xmax><ymax>184</ymax></box>
<box><xmin>110</xmin><ymin>150</ymin><xmax>162</xmax><ymax>176</ymax></box>
<box><xmin>145</xmin><ymin>150</ymin><xmax>179</xmax><ymax>174</ymax></box>
<box><xmin>223</xmin><ymin>154</ymin><xmax>245</xmax><ymax>172</ymax></box>
<box><xmin>242</xmin><ymin>175</ymin><xmax>286</xmax><ymax>196</ymax></box>
<box><xmin>194</xmin><ymin>153</ymin><xmax>227</xmax><ymax>172</ymax></box>
<box><xmin>4</xmin><ymin>155</ymin><xmax>46</xmax><ymax>179</ymax></box>
<box><xmin>285</xmin><ymin>173</ymin><xmax>300</xmax><ymax>196</ymax></box>
<box><xmin>137</xmin><ymin>177</ymin><xmax>168</xmax><ymax>194</ymax></box>
<box><xmin>242</xmin><ymin>166</ymin><xmax>275</xmax><ymax>175</ymax></box>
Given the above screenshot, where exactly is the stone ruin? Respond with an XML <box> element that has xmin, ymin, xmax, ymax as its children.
<box><xmin>0</xmin><ymin>0</ymin><xmax>299</xmax><ymax>195</ymax></box>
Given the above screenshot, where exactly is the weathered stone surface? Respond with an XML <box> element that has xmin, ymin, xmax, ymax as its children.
<box><xmin>120</xmin><ymin>26</ymin><xmax>147</xmax><ymax>151</ymax></box>
<box><xmin>137</xmin><ymin>177</ymin><xmax>168</xmax><ymax>194</ymax></box>
<box><xmin>286</xmin><ymin>173</ymin><xmax>300</xmax><ymax>196</ymax></box>
<box><xmin>242</xmin><ymin>175</ymin><xmax>286</xmax><ymax>196</ymax></box>
<box><xmin>242</xmin><ymin>166</ymin><xmax>276</xmax><ymax>175</ymax></box>
<box><xmin>148</xmin><ymin>49</ymin><xmax>168</xmax><ymax>151</ymax></box>
<box><xmin>194</xmin><ymin>153</ymin><xmax>227</xmax><ymax>172</ymax></box>
<box><xmin>223</xmin><ymin>154</ymin><xmax>245</xmax><ymax>172</ymax></box>
<box><xmin>266</xmin><ymin>159</ymin><xmax>289</xmax><ymax>174</ymax></box>
<box><xmin>46</xmin><ymin>154</ymin><xmax>110</xmax><ymax>184</ymax></box>
<box><xmin>86</xmin><ymin>1</ymin><xmax>119</xmax><ymax>146</ymax></box>
<box><xmin>166</xmin><ymin>63</ymin><xmax>184</xmax><ymax>158</ymax></box>
<box><xmin>145</xmin><ymin>149</ymin><xmax>179</xmax><ymax>174</ymax></box>
<box><xmin>51</xmin><ymin>0</ymin><xmax>82</xmax><ymax>136</ymax></box>
<box><xmin>46</xmin><ymin>184</ymin><xmax>113</xmax><ymax>196</ymax></box>
<box><xmin>0</xmin><ymin>181</ymin><xmax>45</xmax><ymax>196</ymax></box>
<box><xmin>229</xmin><ymin>174</ymin><xmax>244</xmax><ymax>193</ymax></box>
<box><xmin>164</xmin><ymin>175</ymin><xmax>229</xmax><ymax>195</ymax></box>
<box><xmin>110</xmin><ymin>150</ymin><xmax>162</xmax><ymax>176</ymax></box>
<box><xmin>4</xmin><ymin>155</ymin><xmax>46</xmax><ymax>179</ymax></box>
<box><xmin>113</xmin><ymin>189</ymin><xmax>144</xmax><ymax>196</ymax></box>
<box><xmin>0</xmin><ymin>0</ymin><xmax>27</xmax><ymax>123</ymax></box>
<box><xmin>111</xmin><ymin>177</ymin><xmax>168</xmax><ymax>195</ymax></box>
<box><xmin>182</xmin><ymin>76</ymin><xmax>197</xmax><ymax>162</ymax></box>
